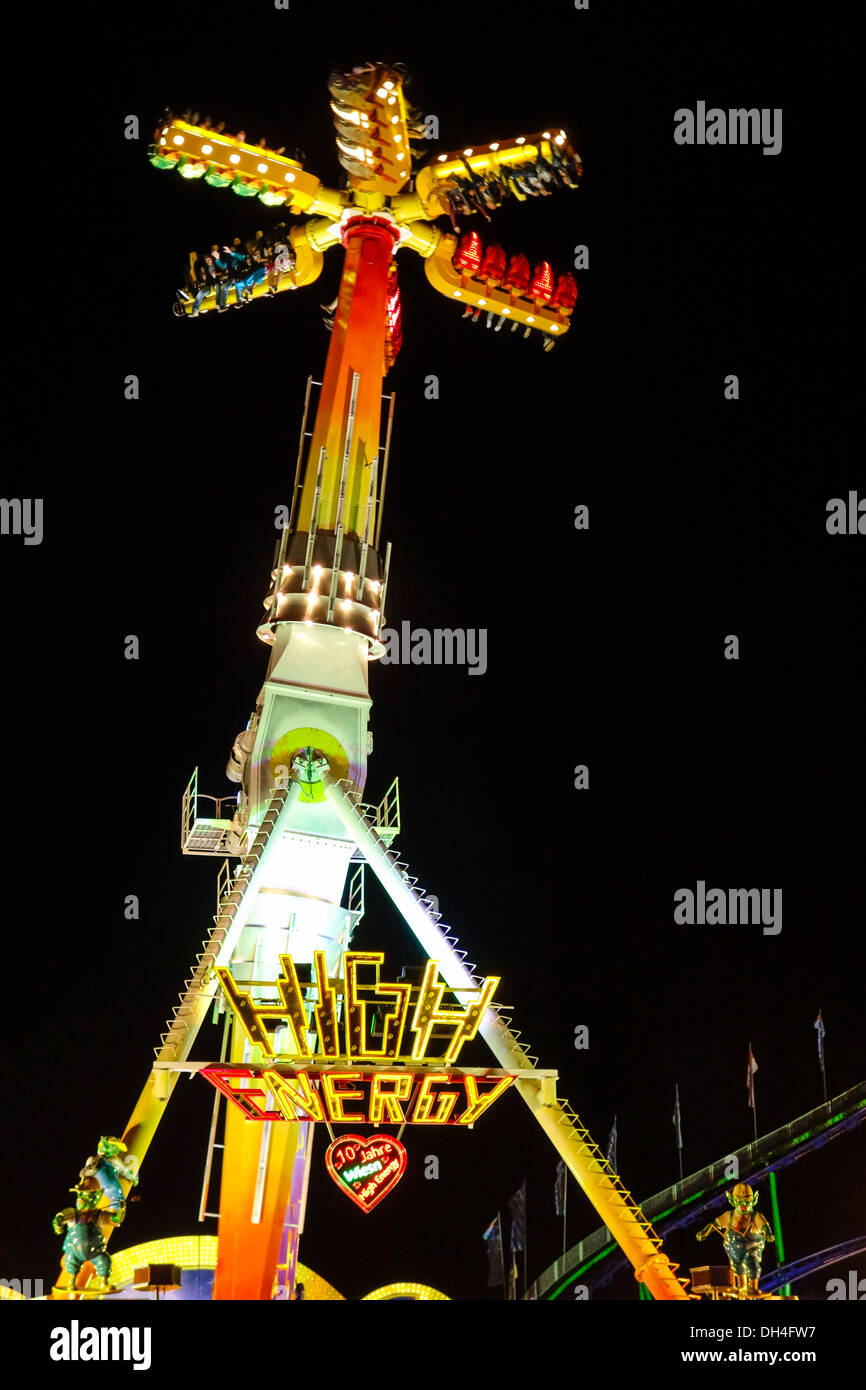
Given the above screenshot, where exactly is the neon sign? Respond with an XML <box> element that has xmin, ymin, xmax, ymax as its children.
<box><xmin>325</xmin><ymin>1135</ymin><xmax>407</xmax><ymax>1212</ymax></box>
<box><xmin>214</xmin><ymin>950</ymin><xmax>500</xmax><ymax>1064</ymax></box>
<box><xmin>201</xmin><ymin>1064</ymin><xmax>516</xmax><ymax>1126</ymax></box>
<box><xmin>207</xmin><ymin>950</ymin><xmax>518</xmax><ymax>1128</ymax></box>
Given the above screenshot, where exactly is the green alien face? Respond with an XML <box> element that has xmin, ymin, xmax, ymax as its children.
<box><xmin>728</xmin><ymin>1182</ymin><xmax>757</xmax><ymax>1213</ymax></box>
<box><xmin>97</xmin><ymin>1136</ymin><xmax>126</xmax><ymax>1159</ymax></box>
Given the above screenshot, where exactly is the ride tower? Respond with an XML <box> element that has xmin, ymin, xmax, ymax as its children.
<box><xmin>52</xmin><ymin>61</ymin><xmax>692</xmax><ymax>1303</ymax></box>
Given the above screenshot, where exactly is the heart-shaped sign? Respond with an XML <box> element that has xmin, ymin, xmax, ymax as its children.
<box><xmin>325</xmin><ymin>1134</ymin><xmax>407</xmax><ymax>1213</ymax></box>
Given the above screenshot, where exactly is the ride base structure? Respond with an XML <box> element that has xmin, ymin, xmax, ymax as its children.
<box><xmin>52</xmin><ymin>62</ymin><xmax>696</xmax><ymax>1303</ymax></box>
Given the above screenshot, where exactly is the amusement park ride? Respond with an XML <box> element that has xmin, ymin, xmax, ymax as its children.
<box><xmin>48</xmin><ymin>61</ymin><xmax>797</xmax><ymax>1304</ymax></box>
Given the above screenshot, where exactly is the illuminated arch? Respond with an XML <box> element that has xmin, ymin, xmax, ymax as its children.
<box><xmin>363</xmin><ymin>1282</ymin><xmax>450</xmax><ymax>1300</ymax></box>
<box><xmin>108</xmin><ymin>1236</ymin><xmax>344</xmax><ymax>1300</ymax></box>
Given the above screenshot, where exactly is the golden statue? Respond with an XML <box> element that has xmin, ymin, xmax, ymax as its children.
<box><xmin>696</xmin><ymin>1182</ymin><xmax>775</xmax><ymax>1297</ymax></box>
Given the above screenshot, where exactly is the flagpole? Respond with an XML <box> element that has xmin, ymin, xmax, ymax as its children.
<box><xmin>499</xmin><ymin>1220</ymin><xmax>506</xmax><ymax>1301</ymax></box>
<box><xmin>815</xmin><ymin>1009</ymin><xmax>828</xmax><ymax>1104</ymax></box>
<box><xmin>749</xmin><ymin>1042</ymin><xmax>758</xmax><ymax>1143</ymax></box>
<box><xmin>523</xmin><ymin>1182</ymin><xmax>528</xmax><ymax>1297</ymax></box>
<box><xmin>562</xmin><ymin>1171</ymin><xmax>567</xmax><ymax>1260</ymax></box>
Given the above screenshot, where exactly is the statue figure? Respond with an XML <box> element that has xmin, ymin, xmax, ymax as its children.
<box><xmin>52</xmin><ymin>1137</ymin><xmax>139</xmax><ymax>1295</ymax></box>
<box><xmin>78</xmin><ymin>1136</ymin><xmax>140</xmax><ymax>1212</ymax></box>
<box><xmin>696</xmin><ymin>1181</ymin><xmax>775</xmax><ymax>1297</ymax></box>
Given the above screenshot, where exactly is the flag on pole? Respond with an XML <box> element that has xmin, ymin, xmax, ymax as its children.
<box><xmin>554</xmin><ymin>1159</ymin><xmax>566</xmax><ymax>1217</ymax></box>
<box><xmin>606</xmin><ymin>1115</ymin><xmax>618</xmax><ymax>1173</ymax></box>
<box><xmin>814</xmin><ymin>1009</ymin><xmax>825</xmax><ymax>1067</ymax></box>
<box><xmin>746</xmin><ymin>1045</ymin><xmax>758</xmax><ymax>1109</ymax></box>
<box><xmin>508</xmin><ymin>1182</ymin><xmax>526</xmax><ymax>1252</ymax></box>
<box><xmin>672</xmin><ymin>1084</ymin><xmax>683</xmax><ymax>1149</ymax></box>
<box><xmin>482</xmin><ymin>1214</ymin><xmax>505</xmax><ymax>1288</ymax></box>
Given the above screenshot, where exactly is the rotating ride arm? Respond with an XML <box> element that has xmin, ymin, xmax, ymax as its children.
<box><xmin>328</xmin><ymin>62</ymin><xmax>418</xmax><ymax>196</ymax></box>
<box><xmin>425</xmin><ymin>231</ymin><xmax>577</xmax><ymax>338</ymax></box>
<box><xmin>415</xmin><ymin>128</ymin><xmax>583</xmax><ymax>219</ymax></box>
<box><xmin>151</xmin><ymin>112</ymin><xmax>345</xmax><ymax>218</ymax></box>
<box><xmin>174</xmin><ymin>222</ymin><xmax>327</xmax><ymax>318</ymax></box>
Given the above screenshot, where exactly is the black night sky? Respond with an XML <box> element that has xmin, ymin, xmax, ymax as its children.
<box><xmin>3</xmin><ymin>0</ymin><xmax>863</xmax><ymax>1336</ymax></box>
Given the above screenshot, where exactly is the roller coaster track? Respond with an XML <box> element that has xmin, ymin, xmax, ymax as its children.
<box><xmin>762</xmin><ymin>1237</ymin><xmax>866</xmax><ymax>1294</ymax></box>
<box><xmin>528</xmin><ymin>1081</ymin><xmax>866</xmax><ymax>1299</ymax></box>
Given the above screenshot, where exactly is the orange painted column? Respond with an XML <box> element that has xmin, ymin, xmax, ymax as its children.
<box><xmin>212</xmin><ymin>1026</ymin><xmax>299</xmax><ymax>1301</ymax></box>
<box><xmin>297</xmin><ymin>216</ymin><xmax>399</xmax><ymax>538</ymax></box>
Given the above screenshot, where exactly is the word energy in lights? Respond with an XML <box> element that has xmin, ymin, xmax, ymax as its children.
<box><xmin>201</xmin><ymin>1064</ymin><xmax>516</xmax><ymax>1126</ymax></box>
